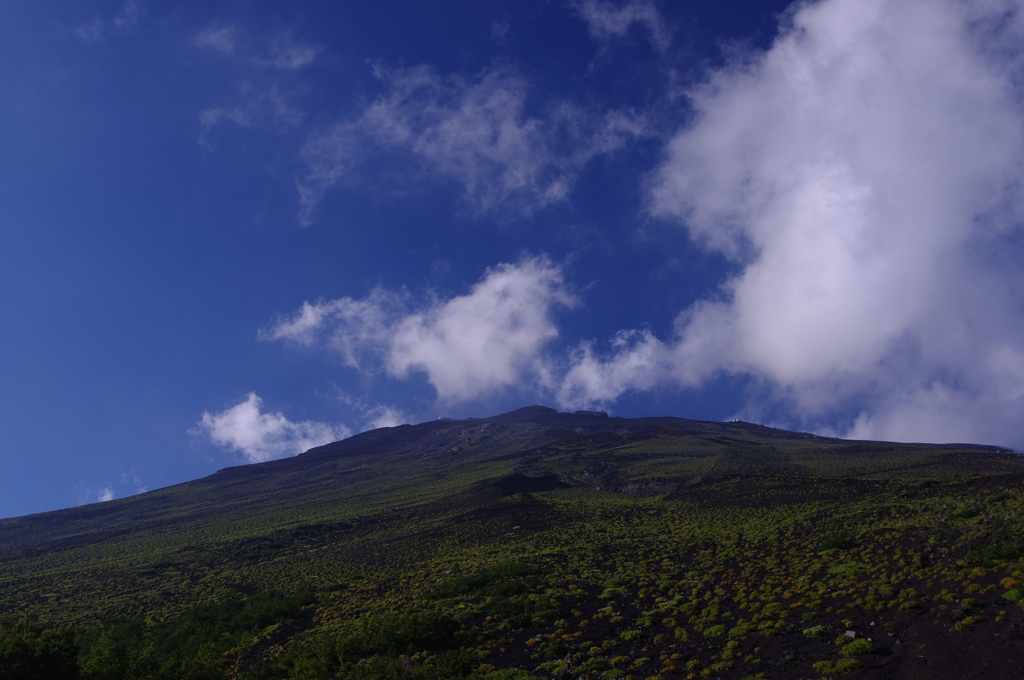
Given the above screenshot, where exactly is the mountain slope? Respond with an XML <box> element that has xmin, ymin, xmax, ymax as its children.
<box><xmin>2</xmin><ymin>406</ymin><xmax>1024</xmax><ymax>680</ymax></box>
<box><xmin>0</xmin><ymin>406</ymin><xmax>1012</xmax><ymax>557</ymax></box>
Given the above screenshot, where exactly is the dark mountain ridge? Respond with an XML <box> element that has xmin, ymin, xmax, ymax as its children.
<box><xmin>3</xmin><ymin>406</ymin><xmax>1024</xmax><ymax>680</ymax></box>
<box><xmin>0</xmin><ymin>406</ymin><xmax>1012</xmax><ymax>556</ymax></box>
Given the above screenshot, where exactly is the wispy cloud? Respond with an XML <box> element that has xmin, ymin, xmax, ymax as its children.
<box><xmin>267</xmin><ymin>256</ymin><xmax>577</xmax><ymax>402</ymax></box>
<box><xmin>74</xmin><ymin>20</ymin><xmax>106</xmax><ymax>45</ymax></box>
<box><xmin>562</xmin><ymin>0</ymin><xmax>1024</xmax><ymax>448</ymax></box>
<box><xmin>264</xmin><ymin>39</ymin><xmax>321</xmax><ymax>70</ymax></box>
<box><xmin>195</xmin><ymin>28</ymin><xmax>319</xmax><ymax>144</ymax></box>
<box><xmin>195</xmin><ymin>26</ymin><xmax>238</xmax><ymax>54</ymax></box>
<box><xmin>120</xmin><ymin>469</ymin><xmax>148</xmax><ymax>495</ymax></box>
<box><xmin>329</xmin><ymin>390</ymin><xmax>412</xmax><ymax>432</ymax></box>
<box><xmin>112</xmin><ymin>1</ymin><xmax>143</xmax><ymax>32</ymax></box>
<box><xmin>263</xmin><ymin>287</ymin><xmax>406</xmax><ymax>371</ymax></box>
<box><xmin>73</xmin><ymin>1</ymin><xmax>145</xmax><ymax>44</ymax></box>
<box><xmin>363</xmin><ymin>404</ymin><xmax>408</xmax><ymax>430</ymax></box>
<box><xmin>199</xmin><ymin>84</ymin><xmax>305</xmax><ymax>144</ymax></box>
<box><xmin>74</xmin><ymin>483</ymin><xmax>116</xmax><ymax>505</ymax></box>
<box><xmin>572</xmin><ymin>0</ymin><xmax>671</xmax><ymax>53</ymax></box>
<box><xmin>298</xmin><ymin>65</ymin><xmax>646</xmax><ymax>225</ymax></box>
<box><xmin>196</xmin><ymin>393</ymin><xmax>351</xmax><ymax>463</ymax></box>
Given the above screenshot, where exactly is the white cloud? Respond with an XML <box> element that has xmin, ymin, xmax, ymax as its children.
<box><xmin>363</xmin><ymin>404</ymin><xmax>408</xmax><ymax>430</ymax></box>
<box><xmin>195</xmin><ymin>26</ymin><xmax>319</xmax><ymax>68</ymax></box>
<box><xmin>566</xmin><ymin>0</ymin><xmax>1024</xmax><ymax>448</ymax></box>
<box><xmin>389</xmin><ymin>258</ymin><xmax>576</xmax><ymax>401</ymax></box>
<box><xmin>266</xmin><ymin>40</ymin><xmax>320</xmax><ymax>70</ymax></box>
<box><xmin>195</xmin><ymin>26</ymin><xmax>238</xmax><ymax>54</ymax></box>
<box><xmin>197</xmin><ymin>393</ymin><xmax>351</xmax><ymax>463</ymax></box>
<box><xmin>120</xmin><ymin>470</ymin><xmax>148</xmax><ymax>495</ymax></box>
<box><xmin>199</xmin><ymin>84</ymin><xmax>305</xmax><ymax>144</ymax></box>
<box><xmin>267</xmin><ymin>257</ymin><xmax>577</xmax><ymax>402</ymax></box>
<box><xmin>97</xmin><ymin>486</ymin><xmax>115</xmax><ymax>502</ymax></box>
<box><xmin>74</xmin><ymin>19</ymin><xmax>106</xmax><ymax>45</ymax></box>
<box><xmin>298</xmin><ymin>65</ymin><xmax>646</xmax><ymax>225</ymax></box>
<box><xmin>329</xmin><ymin>390</ymin><xmax>412</xmax><ymax>431</ymax></box>
<box><xmin>195</xmin><ymin>30</ymin><xmax>317</xmax><ymax>144</ymax></box>
<box><xmin>73</xmin><ymin>1</ymin><xmax>144</xmax><ymax>44</ymax></box>
<box><xmin>573</xmin><ymin>0</ymin><xmax>671</xmax><ymax>52</ymax></box>
<box><xmin>112</xmin><ymin>1</ymin><xmax>143</xmax><ymax>32</ymax></box>
<box><xmin>262</xmin><ymin>287</ymin><xmax>405</xmax><ymax>370</ymax></box>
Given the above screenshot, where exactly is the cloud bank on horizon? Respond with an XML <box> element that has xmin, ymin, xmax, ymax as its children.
<box><xmin>614</xmin><ymin>0</ymin><xmax>1024</xmax><ymax>445</ymax></box>
<box><xmin>192</xmin><ymin>0</ymin><xmax>1024</xmax><ymax>460</ymax></box>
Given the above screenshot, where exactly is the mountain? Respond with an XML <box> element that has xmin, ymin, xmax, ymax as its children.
<box><xmin>2</xmin><ymin>406</ymin><xmax>1023</xmax><ymax>680</ymax></box>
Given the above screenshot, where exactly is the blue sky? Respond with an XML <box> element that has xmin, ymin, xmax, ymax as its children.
<box><xmin>3</xmin><ymin>0</ymin><xmax>1024</xmax><ymax>518</ymax></box>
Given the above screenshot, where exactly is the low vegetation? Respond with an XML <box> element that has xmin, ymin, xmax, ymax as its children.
<box><xmin>2</xmin><ymin>407</ymin><xmax>1024</xmax><ymax>679</ymax></box>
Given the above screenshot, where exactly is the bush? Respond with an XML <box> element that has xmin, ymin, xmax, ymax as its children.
<box><xmin>0</xmin><ymin>616</ymin><xmax>81</xmax><ymax>680</ymax></box>
<box><xmin>964</xmin><ymin>542</ymin><xmax>1024</xmax><ymax>569</ymax></box>
<box><xmin>821</xmin><ymin>535</ymin><xmax>857</xmax><ymax>551</ymax></box>
<box><xmin>813</xmin><ymin>658</ymin><xmax>862</xmax><ymax>674</ymax></box>
<box><xmin>829</xmin><ymin>563</ymin><xmax>863</xmax><ymax>577</ymax></box>
<box><xmin>427</xmin><ymin>562</ymin><xmax>536</xmax><ymax>599</ymax></box>
<box><xmin>481</xmin><ymin>671</ymin><xmax>542</xmax><ymax>680</ymax></box>
<box><xmin>338</xmin><ymin>610</ymin><xmax>461</xmax><ymax>660</ymax></box>
<box><xmin>483</xmin><ymin>595</ymin><xmax>558</xmax><ymax>629</ymax></box>
<box><xmin>703</xmin><ymin>625</ymin><xmax>727</xmax><ymax>637</ymax></box>
<box><xmin>839</xmin><ymin>638</ymin><xmax>875</xmax><ymax>656</ymax></box>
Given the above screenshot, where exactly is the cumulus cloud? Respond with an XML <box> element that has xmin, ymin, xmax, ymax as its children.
<box><xmin>564</xmin><ymin>0</ymin><xmax>1024</xmax><ymax>448</ymax></box>
<box><xmin>298</xmin><ymin>65</ymin><xmax>645</xmax><ymax>224</ymax></box>
<box><xmin>573</xmin><ymin>0</ymin><xmax>671</xmax><ymax>52</ymax></box>
<box><xmin>197</xmin><ymin>393</ymin><xmax>351</xmax><ymax>463</ymax></box>
<box><xmin>267</xmin><ymin>257</ymin><xmax>576</xmax><ymax>402</ymax></box>
<box><xmin>388</xmin><ymin>258</ymin><xmax>576</xmax><ymax>400</ymax></box>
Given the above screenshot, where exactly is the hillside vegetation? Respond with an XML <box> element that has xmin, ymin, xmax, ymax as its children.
<box><xmin>2</xmin><ymin>406</ymin><xmax>1024</xmax><ymax>679</ymax></box>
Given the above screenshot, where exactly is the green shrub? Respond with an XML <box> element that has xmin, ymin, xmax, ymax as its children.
<box><xmin>703</xmin><ymin>624</ymin><xmax>727</xmax><ymax>637</ymax></box>
<box><xmin>821</xmin><ymin>535</ymin><xmax>857</xmax><ymax>551</ymax></box>
<box><xmin>839</xmin><ymin>638</ymin><xmax>875</xmax><ymax>656</ymax></box>
<box><xmin>829</xmin><ymin>563</ymin><xmax>863</xmax><ymax>577</ymax></box>
<box><xmin>619</xmin><ymin>629</ymin><xmax>642</xmax><ymax>641</ymax></box>
<box><xmin>0</xmin><ymin>616</ymin><xmax>81</xmax><ymax>680</ymax></box>
<box><xmin>427</xmin><ymin>562</ymin><xmax>536</xmax><ymax>599</ymax></box>
<box><xmin>481</xmin><ymin>670</ymin><xmax>542</xmax><ymax>680</ymax></box>
<box><xmin>484</xmin><ymin>595</ymin><xmax>559</xmax><ymax>628</ymax></box>
<box><xmin>964</xmin><ymin>541</ymin><xmax>1024</xmax><ymax>568</ymax></box>
<box><xmin>338</xmin><ymin>610</ymin><xmax>461</xmax><ymax>660</ymax></box>
<box><xmin>813</xmin><ymin>658</ymin><xmax>862</xmax><ymax>674</ymax></box>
